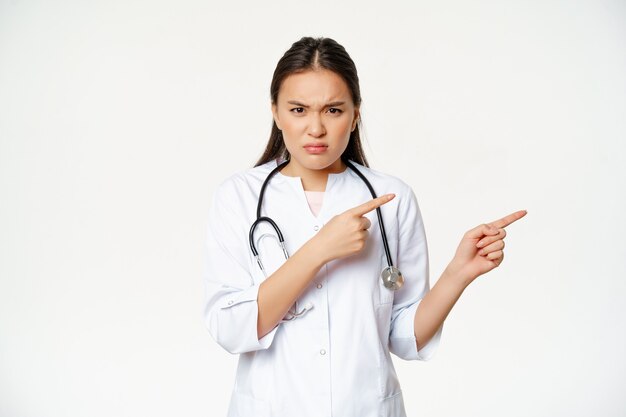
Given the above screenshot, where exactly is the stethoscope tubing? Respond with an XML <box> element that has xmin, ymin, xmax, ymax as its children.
<box><xmin>249</xmin><ymin>160</ymin><xmax>290</xmax><ymax>259</ymax></box>
<box><xmin>249</xmin><ymin>158</ymin><xmax>394</xmax><ymax>270</ymax></box>
<box><xmin>343</xmin><ymin>159</ymin><xmax>393</xmax><ymax>268</ymax></box>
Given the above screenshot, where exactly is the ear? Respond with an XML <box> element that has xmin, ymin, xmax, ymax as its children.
<box><xmin>351</xmin><ymin>107</ymin><xmax>360</xmax><ymax>132</ymax></box>
<box><xmin>271</xmin><ymin>102</ymin><xmax>281</xmax><ymax>130</ymax></box>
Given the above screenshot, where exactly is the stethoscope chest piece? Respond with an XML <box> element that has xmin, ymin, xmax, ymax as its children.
<box><xmin>381</xmin><ymin>266</ymin><xmax>404</xmax><ymax>290</ymax></box>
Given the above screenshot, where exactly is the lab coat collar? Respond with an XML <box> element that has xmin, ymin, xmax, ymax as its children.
<box><xmin>268</xmin><ymin>158</ymin><xmax>364</xmax><ymax>223</ymax></box>
<box><xmin>268</xmin><ymin>157</ymin><xmax>361</xmax><ymax>186</ymax></box>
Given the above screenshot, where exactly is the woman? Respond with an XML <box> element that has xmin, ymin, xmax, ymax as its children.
<box><xmin>203</xmin><ymin>36</ymin><xmax>526</xmax><ymax>417</ymax></box>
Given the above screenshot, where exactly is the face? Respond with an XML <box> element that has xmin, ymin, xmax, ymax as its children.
<box><xmin>271</xmin><ymin>68</ymin><xmax>359</xmax><ymax>176</ymax></box>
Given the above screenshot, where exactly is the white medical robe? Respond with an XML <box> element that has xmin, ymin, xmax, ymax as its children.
<box><xmin>202</xmin><ymin>158</ymin><xmax>443</xmax><ymax>417</ymax></box>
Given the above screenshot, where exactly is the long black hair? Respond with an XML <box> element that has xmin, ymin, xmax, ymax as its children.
<box><xmin>254</xmin><ymin>36</ymin><xmax>369</xmax><ymax>168</ymax></box>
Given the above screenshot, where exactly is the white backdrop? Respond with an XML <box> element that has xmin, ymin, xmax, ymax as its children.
<box><xmin>1</xmin><ymin>0</ymin><xmax>625</xmax><ymax>416</ymax></box>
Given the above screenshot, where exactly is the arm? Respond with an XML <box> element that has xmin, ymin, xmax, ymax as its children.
<box><xmin>256</xmin><ymin>239</ymin><xmax>325</xmax><ymax>339</ymax></box>
<box><xmin>413</xmin><ymin>266</ymin><xmax>469</xmax><ymax>351</ymax></box>
<box><xmin>413</xmin><ymin>210</ymin><xmax>528</xmax><ymax>351</ymax></box>
<box><xmin>203</xmin><ymin>180</ymin><xmax>393</xmax><ymax>354</ymax></box>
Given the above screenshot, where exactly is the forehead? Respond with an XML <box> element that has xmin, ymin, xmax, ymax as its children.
<box><xmin>278</xmin><ymin>69</ymin><xmax>351</xmax><ymax>103</ymax></box>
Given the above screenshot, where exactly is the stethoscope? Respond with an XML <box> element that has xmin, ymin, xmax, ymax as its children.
<box><xmin>248</xmin><ymin>159</ymin><xmax>404</xmax><ymax>320</ymax></box>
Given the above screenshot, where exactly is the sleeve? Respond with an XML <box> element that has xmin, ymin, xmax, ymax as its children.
<box><xmin>201</xmin><ymin>181</ymin><xmax>280</xmax><ymax>354</ymax></box>
<box><xmin>388</xmin><ymin>183</ymin><xmax>443</xmax><ymax>361</ymax></box>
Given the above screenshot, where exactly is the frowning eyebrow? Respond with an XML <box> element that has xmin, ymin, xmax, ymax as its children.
<box><xmin>287</xmin><ymin>100</ymin><xmax>346</xmax><ymax>107</ymax></box>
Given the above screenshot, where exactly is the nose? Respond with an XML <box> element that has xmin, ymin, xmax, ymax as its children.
<box><xmin>307</xmin><ymin>112</ymin><xmax>326</xmax><ymax>137</ymax></box>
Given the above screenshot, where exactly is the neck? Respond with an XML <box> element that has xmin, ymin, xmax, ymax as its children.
<box><xmin>280</xmin><ymin>159</ymin><xmax>347</xmax><ymax>192</ymax></box>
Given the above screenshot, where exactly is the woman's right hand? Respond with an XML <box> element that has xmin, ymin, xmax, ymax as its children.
<box><xmin>311</xmin><ymin>194</ymin><xmax>396</xmax><ymax>263</ymax></box>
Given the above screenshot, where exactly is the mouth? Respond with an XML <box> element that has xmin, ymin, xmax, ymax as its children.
<box><xmin>303</xmin><ymin>143</ymin><xmax>328</xmax><ymax>154</ymax></box>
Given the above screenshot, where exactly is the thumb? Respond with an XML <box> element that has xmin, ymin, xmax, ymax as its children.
<box><xmin>464</xmin><ymin>223</ymin><xmax>499</xmax><ymax>240</ymax></box>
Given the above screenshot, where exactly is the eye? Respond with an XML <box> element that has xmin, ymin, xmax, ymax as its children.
<box><xmin>328</xmin><ymin>108</ymin><xmax>343</xmax><ymax>114</ymax></box>
<box><xmin>290</xmin><ymin>107</ymin><xmax>305</xmax><ymax>114</ymax></box>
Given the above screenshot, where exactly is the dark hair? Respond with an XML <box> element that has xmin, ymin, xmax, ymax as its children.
<box><xmin>254</xmin><ymin>36</ymin><xmax>369</xmax><ymax>168</ymax></box>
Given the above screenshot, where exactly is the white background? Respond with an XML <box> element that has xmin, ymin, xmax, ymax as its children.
<box><xmin>1</xmin><ymin>0</ymin><xmax>625</xmax><ymax>416</ymax></box>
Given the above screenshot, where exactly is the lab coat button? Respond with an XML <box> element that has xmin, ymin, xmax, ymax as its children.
<box><xmin>313</xmin><ymin>225</ymin><xmax>319</xmax><ymax>231</ymax></box>
<box><xmin>316</xmin><ymin>283</ymin><xmax>322</xmax><ymax>289</ymax></box>
<box><xmin>320</xmin><ymin>349</ymin><xmax>326</xmax><ymax>355</ymax></box>
<box><xmin>227</xmin><ymin>300</ymin><xmax>233</xmax><ymax>305</ymax></box>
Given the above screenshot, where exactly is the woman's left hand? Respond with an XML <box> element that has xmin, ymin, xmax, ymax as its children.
<box><xmin>445</xmin><ymin>210</ymin><xmax>527</xmax><ymax>286</ymax></box>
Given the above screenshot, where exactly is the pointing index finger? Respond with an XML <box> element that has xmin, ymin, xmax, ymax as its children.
<box><xmin>488</xmin><ymin>210</ymin><xmax>528</xmax><ymax>229</ymax></box>
<box><xmin>350</xmin><ymin>194</ymin><xmax>396</xmax><ymax>216</ymax></box>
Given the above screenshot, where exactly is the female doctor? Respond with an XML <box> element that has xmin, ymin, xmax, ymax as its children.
<box><xmin>203</xmin><ymin>36</ymin><xmax>527</xmax><ymax>417</ymax></box>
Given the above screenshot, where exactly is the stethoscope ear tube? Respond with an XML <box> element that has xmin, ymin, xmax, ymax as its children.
<box><xmin>249</xmin><ymin>216</ymin><xmax>286</xmax><ymax>257</ymax></box>
<box><xmin>249</xmin><ymin>160</ymin><xmax>291</xmax><ymax>269</ymax></box>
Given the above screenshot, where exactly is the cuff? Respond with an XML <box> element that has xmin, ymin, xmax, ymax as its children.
<box><xmin>389</xmin><ymin>299</ymin><xmax>443</xmax><ymax>361</ymax></box>
<box><xmin>214</xmin><ymin>284</ymin><xmax>279</xmax><ymax>354</ymax></box>
<box><xmin>415</xmin><ymin>322</ymin><xmax>443</xmax><ymax>361</ymax></box>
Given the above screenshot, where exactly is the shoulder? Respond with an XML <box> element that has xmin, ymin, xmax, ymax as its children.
<box><xmin>207</xmin><ymin>159</ymin><xmax>282</xmax><ymax>229</ymax></box>
<box><xmin>211</xmin><ymin>159</ymin><xmax>279</xmax><ymax>201</ymax></box>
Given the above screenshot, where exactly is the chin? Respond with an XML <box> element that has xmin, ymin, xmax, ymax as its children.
<box><xmin>296</xmin><ymin>154</ymin><xmax>338</xmax><ymax>170</ymax></box>
<box><xmin>304</xmin><ymin>154</ymin><xmax>331</xmax><ymax>163</ymax></box>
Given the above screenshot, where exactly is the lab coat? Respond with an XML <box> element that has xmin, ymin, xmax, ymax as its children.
<box><xmin>202</xmin><ymin>158</ymin><xmax>443</xmax><ymax>417</ymax></box>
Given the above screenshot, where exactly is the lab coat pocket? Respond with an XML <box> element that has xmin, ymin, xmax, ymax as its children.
<box><xmin>230</xmin><ymin>391</ymin><xmax>271</xmax><ymax>417</ymax></box>
<box><xmin>380</xmin><ymin>391</ymin><xmax>407</xmax><ymax>417</ymax></box>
